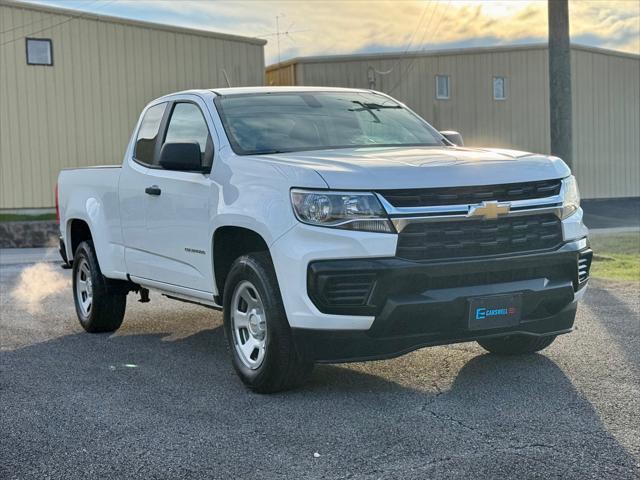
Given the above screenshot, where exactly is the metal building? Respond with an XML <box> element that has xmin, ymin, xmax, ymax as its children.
<box><xmin>0</xmin><ymin>0</ymin><xmax>266</xmax><ymax>210</ymax></box>
<box><xmin>267</xmin><ymin>44</ymin><xmax>640</xmax><ymax>199</ymax></box>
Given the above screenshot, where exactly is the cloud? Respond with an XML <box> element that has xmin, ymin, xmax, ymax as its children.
<box><xmin>22</xmin><ymin>0</ymin><xmax>640</xmax><ymax>63</ymax></box>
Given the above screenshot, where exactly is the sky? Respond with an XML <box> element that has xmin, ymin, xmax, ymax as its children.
<box><xmin>18</xmin><ymin>0</ymin><xmax>640</xmax><ymax>64</ymax></box>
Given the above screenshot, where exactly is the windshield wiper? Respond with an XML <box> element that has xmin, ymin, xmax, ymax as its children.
<box><xmin>350</xmin><ymin>101</ymin><xmax>402</xmax><ymax>111</ymax></box>
<box><xmin>251</xmin><ymin>149</ymin><xmax>288</xmax><ymax>155</ymax></box>
<box><xmin>348</xmin><ymin>101</ymin><xmax>402</xmax><ymax>123</ymax></box>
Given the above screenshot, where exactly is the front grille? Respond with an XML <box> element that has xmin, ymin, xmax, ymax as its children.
<box><xmin>379</xmin><ymin>179</ymin><xmax>561</xmax><ymax>208</ymax></box>
<box><xmin>396</xmin><ymin>214</ymin><xmax>563</xmax><ymax>261</ymax></box>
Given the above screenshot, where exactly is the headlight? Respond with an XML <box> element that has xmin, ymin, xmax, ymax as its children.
<box><xmin>290</xmin><ymin>189</ymin><xmax>394</xmax><ymax>233</ymax></box>
<box><xmin>561</xmin><ymin>175</ymin><xmax>580</xmax><ymax>219</ymax></box>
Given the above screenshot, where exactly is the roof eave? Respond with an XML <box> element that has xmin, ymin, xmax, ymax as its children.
<box><xmin>0</xmin><ymin>0</ymin><xmax>267</xmax><ymax>46</ymax></box>
<box><xmin>266</xmin><ymin>42</ymin><xmax>639</xmax><ymax>70</ymax></box>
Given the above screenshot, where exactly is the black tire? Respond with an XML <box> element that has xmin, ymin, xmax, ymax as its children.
<box><xmin>223</xmin><ymin>252</ymin><xmax>313</xmax><ymax>393</ymax></box>
<box><xmin>477</xmin><ymin>334</ymin><xmax>557</xmax><ymax>355</ymax></box>
<box><xmin>72</xmin><ymin>240</ymin><xmax>126</xmax><ymax>333</ymax></box>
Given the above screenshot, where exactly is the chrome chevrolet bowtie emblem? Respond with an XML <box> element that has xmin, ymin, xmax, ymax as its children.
<box><xmin>468</xmin><ymin>201</ymin><xmax>511</xmax><ymax>220</ymax></box>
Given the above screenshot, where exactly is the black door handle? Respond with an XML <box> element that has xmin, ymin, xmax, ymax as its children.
<box><xmin>145</xmin><ymin>185</ymin><xmax>161</xmax><ymax>196</ymax></box>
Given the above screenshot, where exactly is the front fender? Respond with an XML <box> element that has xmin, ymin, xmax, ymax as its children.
<box><xmin>211</xmin><ymin>153</ymin><xmax>323</xmax><ymax>247</ymax></box>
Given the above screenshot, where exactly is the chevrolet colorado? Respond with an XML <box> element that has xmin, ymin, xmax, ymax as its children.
<box><xmin>57</xmin><ymin>87</ymin><xmax>591</xmax><ymax>393</ymax></box>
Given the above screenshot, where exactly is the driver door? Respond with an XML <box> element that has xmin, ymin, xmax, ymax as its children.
<box><xmin>143</xmin><ymin>101</ymin><xmax>216</xmax><ymax>293</ymax></box>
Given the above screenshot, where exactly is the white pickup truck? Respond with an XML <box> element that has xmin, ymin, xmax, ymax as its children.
<box><xmin>58</xmin><ymin>87</ymin><xmax>591</xmax><ymax>393</ymax></box>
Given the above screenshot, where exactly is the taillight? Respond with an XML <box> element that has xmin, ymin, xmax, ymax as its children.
<box><xmin>55</xmin><ymin>183</ymin><xmax>60</xmax><ymax>223</ymax></box>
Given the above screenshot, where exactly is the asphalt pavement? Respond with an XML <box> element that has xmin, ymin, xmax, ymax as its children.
<box><xmin>1</xmin><ymin>254</ymin><xmax>639</xmax><ymax>479</ymax></box>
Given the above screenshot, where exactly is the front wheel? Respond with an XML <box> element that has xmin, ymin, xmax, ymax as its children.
<box><xmin>223</xmin><ymin>252</ymin><xmax>313</xmax><ymax>393</ymax></box>
<box><xmin>72</xmin><ymin>241</ymin><xmax>126</xmax><ymax>333</ymax></box>
<box><xmin>477</xmin><ymin>334</ymin><xmax>556</xmax><ymax>355</ymax></box>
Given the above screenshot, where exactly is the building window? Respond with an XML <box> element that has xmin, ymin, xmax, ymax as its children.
<box><xmin>493</xmin><ymin>76</ymin><xmax>507</xmax><ymax>100</ymax></box>
<box><xmin>26</xmin><ymin>38</ymin><xmax>53</xmax><ymax>66</ymax></box>
<box><xmin>436</xmin><ymin>75</ymin><xmax>450</xmax><ymax>100</ymax></box>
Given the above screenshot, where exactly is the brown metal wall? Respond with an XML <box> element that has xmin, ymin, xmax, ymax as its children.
<box><xmin>266</xmin><ymin>63</ymin><xmax>295</xmax><ymax>86</ymax></box>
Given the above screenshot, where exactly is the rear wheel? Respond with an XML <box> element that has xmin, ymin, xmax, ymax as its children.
<box><xmin>223</xmin><ymin>252</ymin><xmax>313</xmax><ymax>393</ymax></box>
<box><xmin>477</xmin><ymin>334</ymin><xmax>556</xmax><ymax>355</ymax></box>
<box><xmin>72</xmin><ymin>241</ymin><xmax>126</xmax><ymax>333</ymax></box>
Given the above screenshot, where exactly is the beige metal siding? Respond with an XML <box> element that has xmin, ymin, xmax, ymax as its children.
<box><xmin>280</xmin><ymin>47</ymin><xmax>552</xmax><ymax>156</ymax></box>
<box><xmin>268</xmin><ymin>46</ymin><xmax>640</xmax><ymax>199</ymax></box>
<box><xmin>0</xmin><ymin>1</ymin><xmax>265</xmax><ymax>209</ymax></box>
<box><xmin>572</xmin><ymin>48</ymin><xmax>640</xmax><ymax>198</ymax></box>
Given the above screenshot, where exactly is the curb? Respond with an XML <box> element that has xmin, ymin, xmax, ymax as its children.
<box><xmin>589</xmin><ymin>227</ymin><xmax>639</xmax><ymax>235</ymax></box>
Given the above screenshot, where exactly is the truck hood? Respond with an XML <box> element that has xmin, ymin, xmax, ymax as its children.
<box><xmin>254</xmin><ymin>146</ymin><xmax>570</xmax><ymax>190</ymax></box>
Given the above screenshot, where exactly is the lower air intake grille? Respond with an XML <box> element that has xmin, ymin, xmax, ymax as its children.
<box><xmin>578</xmin><ymin>251</ymin><xmax>593</xmax><ymax>284</ymax></box>
<box><xmin>397</xmin><ymin>214</ymin><xmax>563</xmax><ymax>261</ymax></box>
<box><xmin>318</xmin><ymin>273</ymin><xmax>376</xmax><ymax>307</ymax></box>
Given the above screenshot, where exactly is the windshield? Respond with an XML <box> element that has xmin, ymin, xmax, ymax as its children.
<box><xmin>215</xmin><ymin>91</ymin><xmax>445</xmax><ymax>155</ymax></box>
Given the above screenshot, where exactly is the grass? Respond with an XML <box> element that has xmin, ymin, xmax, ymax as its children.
<box><xmin>0</xmin><ymin>213</ymin><xmax>57</xmax><ymax>222</ymax></box>
<box><xmin>590</xmin><ymin>232</ymin><xmax>640</xmax><ymax>282</ymax></box>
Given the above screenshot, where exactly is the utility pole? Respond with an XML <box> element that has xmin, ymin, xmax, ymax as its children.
<box><xmin>276</xmin><ymin>14</ymin><xmax>282</xmax><ymax>68</ymax></box>
<box><xmin>548</xmin><ymin>0</ymin><xmax>573</xmax><ymax>168</ymax></box>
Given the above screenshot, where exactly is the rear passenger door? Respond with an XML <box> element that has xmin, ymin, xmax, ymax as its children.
<box><xmin>119</xmin><ymin>101</ymin><xmax>168</xmax><ymax>272</ymax></box>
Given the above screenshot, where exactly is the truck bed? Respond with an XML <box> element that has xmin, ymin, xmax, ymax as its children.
<box><xmin>57</xmin><ymin>165</ymin><xmax>126</xmax><ymax>279</ymax></box>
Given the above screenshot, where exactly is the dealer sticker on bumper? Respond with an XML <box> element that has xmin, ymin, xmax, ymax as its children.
<box><xmin>468</xmin><ymin>294</ymin><xmax>522</xmax><ymax>330</ymax></box>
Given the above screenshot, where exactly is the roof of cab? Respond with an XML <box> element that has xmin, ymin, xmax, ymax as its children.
<box><xmin>209</xmin><ymin>86</ymin><xmax>372</xmax><ymax>96</ymax></box>
<box><xmin>150</xmin><ymin>86</ymin><xmax>376</xmax><ymax>104</ymax></box>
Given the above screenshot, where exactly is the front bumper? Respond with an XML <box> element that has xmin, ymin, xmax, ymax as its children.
<box><xmin>293</xmin><ymin>303</ymin><xmax>578</xmax><ymax>363</ymax></box>
<box><xmin>295</xmin><ymin>239</ymin><xmax>591</xmax><ymax>362</ymax></box>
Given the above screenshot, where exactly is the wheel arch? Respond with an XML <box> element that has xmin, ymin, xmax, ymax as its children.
<box><xmin>67</xmin><ymin>218</ymin><xmax>93</xmax><ymax>258</ymax></box>
<box><xmin>212</xmin><ymin>225</ymin><xmax>271</xmax><ymax>302</ymax></box>
<box><xmin>64</xmin><ymin>218</ymin><xmax>112</xmax><ymax>277</ymax></box>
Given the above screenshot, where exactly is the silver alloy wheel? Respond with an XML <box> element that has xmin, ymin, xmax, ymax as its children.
<box><xmin>75</xmin><ymin>258</ymin><xmax>93</xmax><ymax>317</ymax></box>
<box><xmin>231</xmin><ymin>280</ymin><xmax>267</xmax><ymax>370</ymax></box>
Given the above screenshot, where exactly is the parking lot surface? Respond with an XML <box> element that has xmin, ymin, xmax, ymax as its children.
<box><xmin>1</xmin><ymin>256</ymin><xmax>638</xmax><ymax>479</ymax></box>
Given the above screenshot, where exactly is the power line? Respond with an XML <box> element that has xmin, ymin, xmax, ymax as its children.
<box><xmin>398</xmin><ymin>1</ymin><xmax>431</xmax><ymax>60</ymax></box>
<box><xmin>368</xmin><ymin>0</ymin><xmax>432</xmax><ymax>89</ymax></box>
<box><xmin>388</xmin><ymin>0</ymin><xmax>451</xmax><ymax>95</ymax></box>
<box><xmin>0</xmin><ymin>0</ymin><xmax>117</xmax><ymax>48</ymax></box>
<box><xmin>0</xmin><ymin>0</ymin><xmax>106</xmax><ymax>35</ymax></box>
<box><xmin>408</xmin><ymin>0</ymin><xmax>451</xmax><ymax>74</ymax></box>
<box><xmin>387</xmin><ymin>0</ymin><xmax>440</xmax><ymax>94</ymax></box>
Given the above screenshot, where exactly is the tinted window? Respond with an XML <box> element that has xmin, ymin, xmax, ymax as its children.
<box><xmin>215</xmin><ymin>92</ymin><xmax>444</xmax><ymax>155</ymax></box>
<box><xmin>134</xmin><ymin>103</ymin><xmax>167</xmax><ymax>165</ymax></box>
<box><xmin>164</xmin><ymin>103</ymin><xmax>213</xmax><ymax>168</ymax></box>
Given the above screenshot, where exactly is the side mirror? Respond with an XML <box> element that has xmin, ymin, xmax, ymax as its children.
<box><xmin>440</xmin><ymin>130</ymin><xmax>464</xmax><ymax>146</ymax></box>
<box><xmin>159</xmin><ymin>142</ymin><xmax>204</xmax><ymax>171</ymax></box>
